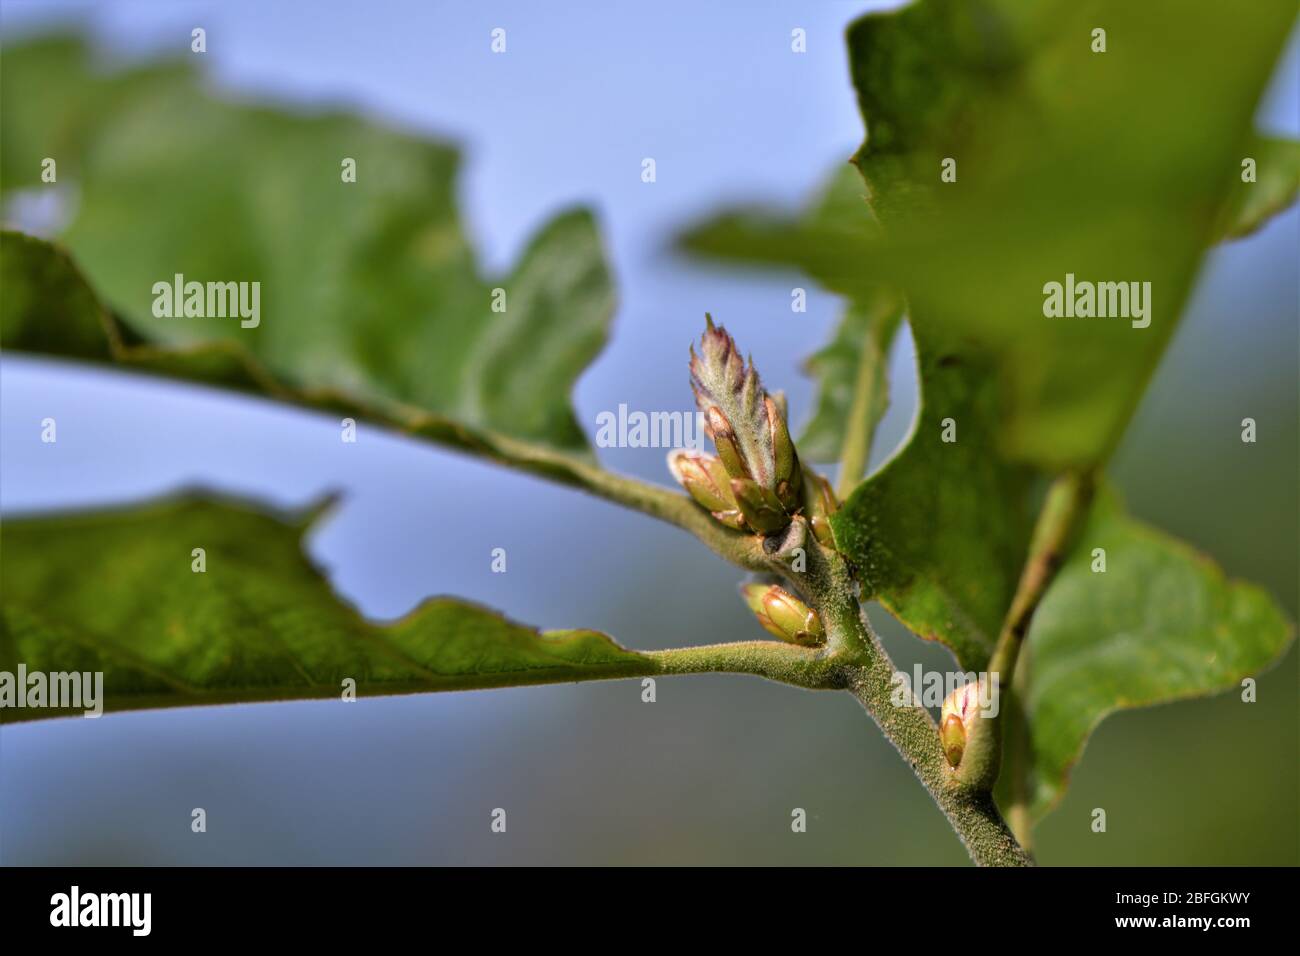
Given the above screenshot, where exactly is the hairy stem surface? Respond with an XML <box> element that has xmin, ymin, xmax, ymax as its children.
<box><xmin>645</xmin><ymin>641</ymin><xmax>841</xmax><ymax>689</ymax></box>
<box><xmin>844</xmin><ymin>647</ymin><xmax>1033</xmax><ymax>867</ymax></box>
<box><xmin>434</xmin><ymin>430</ymin><xmax>1032</xmax><ymax>864</ymax></box>
<box><xmin>757</xmin><ymin>524</ymin><xmax>1031</xmax><ymax>866</ymax></box>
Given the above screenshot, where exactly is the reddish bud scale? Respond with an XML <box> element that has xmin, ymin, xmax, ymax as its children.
<box><xmin>685</xmin><ymin>315</ymin><xmax>811</xmax><ymax>536</ymax></box>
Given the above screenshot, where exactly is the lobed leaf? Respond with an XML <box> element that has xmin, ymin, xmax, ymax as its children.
<box><xmin>0</xmin><ymin>34</ymin><xmax>612</xmax><ymax>453</ymax></box>
<box><xmin>1022</xmin><ymin>486</ymin><xmax>1294</xmax><ymax>817</ymax></box>
<box><xmin>0</xmin><ymin>495</ymin><xmax>653</xmax><ymax>722</ymax></box>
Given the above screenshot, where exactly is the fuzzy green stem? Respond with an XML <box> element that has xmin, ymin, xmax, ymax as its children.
<box><xmin>645</xmin><ymin>641</ymin><xmax>842</xmax><ymax>689</ymax></box>
<box><xmin>421</xmin><ymin>426</ymin><xmax>772</xmax><ymax>572</ymax></box>
<box><xmin>843</xmin><ymin>643</ymin><xmax>1033</xmax><ymax>867</ymax></box>
<box><xmin>755</xmin><ymin>524</ymin><xmax>1030</xmax><ymax>866</ymax></box>
<box><xmin>429</xmin><ymin>424</ymin><xmax>1031</xmax><ymax>864</ymax></box>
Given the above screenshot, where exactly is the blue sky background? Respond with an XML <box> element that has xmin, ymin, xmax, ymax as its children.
<box><xmin>1</xmin><ymin>1</ymin><xmax>1296</xmax><ymax>864</ymax></box>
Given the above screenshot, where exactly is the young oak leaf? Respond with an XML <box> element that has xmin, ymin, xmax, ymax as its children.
<box><xmin>0</xmin><ymin>494</ymin><xmax>656</xmax><ymax>722</ymax></box>
<box><xmin>0</xmin><ymin>34</ymin><xmax>612</xmax><ymax>455</ymax></box>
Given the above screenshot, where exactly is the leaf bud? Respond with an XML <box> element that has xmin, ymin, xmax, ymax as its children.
<box><xmin>765</xmin><ymin>394</ymin><xmax>802</xmax><ymax>511</ymax></box>
<box><xmin>730</xmin><ymin>477</ymin><xmax>789</xmax><ymax>535</ymax></box>
<box><xmin>740</xmin><ymin>583</ymin><xmax>825</xmax><ymax>646</ymax></box>
<box><xmin>803</xmin><ymin>471</ymin><xmax>839</xmax><ymax>548</ymax></box>
<box><xmin>940</xmin><ymin>680</ymin><xmax>984</xmax><ymax>769</ymax></box>
<box><xmin>667</xmin><ymin>450</ymin><xmax>737</xmax><ymax>514</ymax></box>
<box><xmin>704</xmin><ymin>406</ymin><xmax>750</xmax><ymax>481</ymax></box>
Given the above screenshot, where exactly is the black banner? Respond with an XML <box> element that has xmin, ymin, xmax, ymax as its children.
<box><xmin>0</xmin><ymin>866</ymin><xmax>1289</xmax><ymax>942</ymax></box>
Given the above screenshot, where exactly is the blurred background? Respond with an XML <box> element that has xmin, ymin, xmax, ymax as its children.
<box><xmin>1</xmin><ymin>0</ymin><xmax>1295</xmax><ymax>865</ymax></box>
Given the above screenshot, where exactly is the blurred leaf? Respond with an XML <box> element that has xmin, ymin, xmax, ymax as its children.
<box><xmin>1022</xmin><ymin>486</ymin><xmax>1294</xmax><ymax>817</ymax></box>
<box><xmin>791</xmin><ymin>167</ymin><xmax>904</xmax><ymax>464</ymax></box>
<box><xmin>841</xmin><ymin>0</ymin><xmax>1295</xmax><ymax>675</ymax></box>
<box><xmin>0</xmin><ymin>231</ymin><xmax>115</xmax><ymax>360</ymax></box>
<box><xmin>0</xmin><ymin>34</ymin><xmax>612</xmax><ymax>453</ymax></box>
<box><xmin>0</xmin><ymin>495</ymin><xmax>653</xmax><ymax>722</ymax></box>
<box><xmin>799</xmin><ymin>161</ymin><xmax>878</xmax><ymax>231</ymax></box>
<box><xmin>1220</xmin><ymin>136</ymin><xmax>1300</xmax><ymax>240</ymax></box>
<box><xmin>0</xmin><ymin>230</ymin><xmax>587</xmax><ymax>472</ymax></box>
<box><xmin>0</xmin><ymin>36</ymin><xmax>191</xmax><ymax>195</ymax></box>
<box><xmin>799</xmin><ymin>294</ymin><xmax>901</xmax><ymax>464</ymax></box>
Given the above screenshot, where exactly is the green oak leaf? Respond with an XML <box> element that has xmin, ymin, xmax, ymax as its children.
<box><xmin>0</xmin><ymin>36</ymin><xmax>191</xmax><ymax>195</ymax></box>
<box><xmin>1021</xmin><ymin>486</ymin><xmax>1294</xmax><ymax>817</ymax></box>
<box><xmin>0</xmin><ymin>230</ymin><xmax>588</xmax><ymax>469</ymax></box>
<box><xmin>844</xmin><ymin>0</ymin><xmax>1294</xmax><ymax>470</ymax></box>
<box><xmin>0</xmin><ymin>495</ymin><xmax>653</xmax><ymax>723</ymax></box>
<box><xmin>837</xmin><ymin>0</ymin><xmax>1296</xmax><ymax>672</ymax></box>
<box><xmin>0</xmin><ymin>33</ymin><xmax>611</xmax><ymax>453</ymax></box>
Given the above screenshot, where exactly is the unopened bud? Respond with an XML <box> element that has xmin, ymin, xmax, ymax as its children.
<box><xmin>690</xmin><ymin>317</ymin><xmax>775</xmax><ymax>484</ymax></box>
<box><xmin>688</xmin><ymin>316</ymin><xmax>809</xmax><ymax>536</ymax></box>
<box><xmin>740</xmin><ymin>583</ymin><xmax>825</xmax><ymax>646</ymax></box>
<box><xmin>939</xmin><ymin>680</ymin><xmax>984</xmax><ymax>769</ymax></box>
<box><xmin>683</xmin><ymin>316</ymin><xmax>839</xmax><ymax>539</ymax></box>
<box><xmin>711</xmin><ymin>508</ymin><xmax>749</xmax><ymax>531</ymax></box>
<box><xmin>667</xmin><ymin>450</ymin><xmax>737</xmax><ymax>514</ymax></box>
<box><xmin>940</xmin><ymin>714</ymin><xmax>966</xmax><ymax>768</ymax></box>
<box><xmin>705</xmin><ymin>406</ymin><xmax>750</xmax><ymax>481</ymax></box>
<box><xmin>730</xmin><ymin>478</ymin><xmax>789</xmax><ymax>535</ymax></box>
<box><xmin>765</xmin><ymin>395</ymin><xmax>802</xmax><ymax>511</ymax></box>
<box><xmin>803</xmin><ymin>472</ymin><xmax>839</xmax><ymax>548</ymax></box>
<box><xmin>770</xmin><ymin>389</ymin><xmax>789</xmax><ymax>422</ymax></box>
